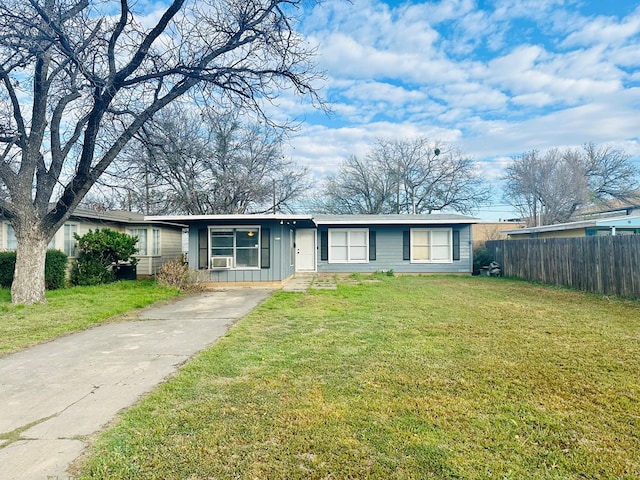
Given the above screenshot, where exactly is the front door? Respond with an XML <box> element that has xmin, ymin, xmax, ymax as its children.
<box><xmin>296</xmin><ymin>229</ymin><xmax>317</xmax><ymax>272</ymax></box>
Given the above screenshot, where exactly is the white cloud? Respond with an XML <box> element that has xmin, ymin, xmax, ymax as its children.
<box><xmin>562</xmin><ymin>9</ymin><xmax>640</xmax><ymax>47</ymax></box>
<box><xmin>287</xmin><ymin>0</ymin><xmax>640</xmax><ymax>219</ymax></box>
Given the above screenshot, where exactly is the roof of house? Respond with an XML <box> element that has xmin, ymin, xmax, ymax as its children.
<box><xmin>312</xmin><ymin>214</ymin><xmax>478</xmax><ymax>225</ymax></box>
<box><xmin>503</xmin><ymin>215</ymin><xmax>640</xmax><ymax>235</ymax></box>
<box><xmin>71</xmin><ymin>208</ymin><xmax>146</xmax><ymax>223</ymax></box>
<box><xmin>145</xmin><ymin>213</ymin><xmax>479</xmax><ymax>226</ymax></box>
<box><xmin>67</xmin><ymin>208</ymin><xmax>186</xmax><ymax>228</ymax></box>
<box><xmin>145</xmin><ymin>213</ymin><xmax>314</xmax><ymax>223</ymax></box>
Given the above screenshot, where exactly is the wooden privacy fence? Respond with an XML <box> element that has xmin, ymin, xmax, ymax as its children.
<box><xmin>485</xmin><ymin>236</ymin><xmax>640</xmax><ymax>299</ymax></box>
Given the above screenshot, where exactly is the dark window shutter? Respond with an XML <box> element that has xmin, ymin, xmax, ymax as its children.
<box><xmin>402</xmin><ymin>230</ymin><xmax>410</xmax><ymax>260</ymax></box>
<box><xmin>320</xmin><ymin>230</ymin><xmax>328</xmax><ymax>261</ymax></box>
<box><xmin>453</xmin><ymin>230</ymin><xmax>460</xmax><ymax>261</ymax></box>
<box><xmin>369</xmin><ymin>230</ymin><xmax>376</xmax><ymax>261</ymax></box>
<box><xmin>198</xmin><ymin>228</ymin><xmax>208</xmax><ymax>269</ymax></box>
<box><xmin>261</xmin><ymin>228</ymin><xmax>270</xmax><ymax>269</ymax></box>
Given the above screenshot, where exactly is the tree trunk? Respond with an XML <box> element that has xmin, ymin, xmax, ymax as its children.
<box><xmin>11</xmin><ymin>225</ymin><xmax>49</xmax><ymax>305</ymax></box>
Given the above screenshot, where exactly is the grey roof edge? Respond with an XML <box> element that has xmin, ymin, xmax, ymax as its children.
<box><xmin>71</xmin><ymin>208</ymin><xmax>187</xmax><ymax>227</ymax></box>
<box><xmin>144</xmin><ymin>213</ymin><xmax>314</xmax><ymax>223</ymax></box>
<box><xmin>312</xmin><ymin>214</ymin><xmax>479</xmax><ymax>225</ymax></box>
<box><xmin>146</xmin><ymin>213</ymin><xmax>480</xmax><ymax>226</ymax></box>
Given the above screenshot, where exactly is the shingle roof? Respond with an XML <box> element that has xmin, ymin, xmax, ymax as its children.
<box><xmin>71</xmin><ymin>208</ymin><xmax>186</xmax><ymax>227</ymax></box>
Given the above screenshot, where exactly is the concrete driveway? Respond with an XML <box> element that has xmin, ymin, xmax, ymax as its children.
<box><xmin>0</xmin><ymin>288</ymin><xmax>274</xmax><ymax>480</ymax></box>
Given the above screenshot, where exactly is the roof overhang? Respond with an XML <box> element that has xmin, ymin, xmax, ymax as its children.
<box><xmin>70</xmin><ymin>208</ymin><xmax>187</xmax><ymax>228</ymax></box>
<box><xmin>146</xmin><ymin>214</ymin><xmax>314</xmax><ymax>224</ymax></box>
<box><xmin>147</xmin><ymin>213</ymin><xmax>480</xmax><ymax>227</ymax></box>
<box><xmin>312</xmin><ymin>214</ymin><xmax>479</xmax><ymax>226</ymax></box>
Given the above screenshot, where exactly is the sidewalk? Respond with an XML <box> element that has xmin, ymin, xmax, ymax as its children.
<box><xmin>282</xmin><ymin>273</ymin><xmax>337</xmax><ymax>292</ymax></box>
<box><xmin>0</xmin><ymin>288</ymin><xmax>274</xmax><ymax>480</ymax></box>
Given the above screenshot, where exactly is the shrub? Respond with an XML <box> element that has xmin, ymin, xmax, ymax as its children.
<box><xmin>70</xmin><ymin>229</ymin><xmax>138</xmax><ymax>286</ymax></box>
<box><xmin>0</xmin><ymin>252</ymin><xmax>16</xmax><ymax>288</ymax></box>
<box><xmin>0</xmin><ymin>250</ymin><xmax>68</xmax><ymax>289</ymax></box>
<box><xmin>45</xmin><ymin>250</ymin><xmax>68</xmax><ymax>289</ymax></box>
<box><xmin>155</xmin><ymin>258</ymin><xmax>205</xmax><ymax>292</ymax></box>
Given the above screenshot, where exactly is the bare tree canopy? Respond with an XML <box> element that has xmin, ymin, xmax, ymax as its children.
<box><xmin>503</xmin><ymin>143</ymin><xmax>640</xmax><ymax>227</ymax></box>
<box><xmin>316</xmin><ymin>138</ymin><xmax>490</xmax><ymax>215</ymax></box>
<box><xmin>0</xmin><ymin>0</ymin><xmax>323</xmax><ymax>304</ymax></box>
<box><xmin>103</xmin><ymin>105</ymin><xmax>310</xmax><ymax>215</ymax></box>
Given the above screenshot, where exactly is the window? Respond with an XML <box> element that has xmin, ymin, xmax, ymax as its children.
<box><xmin>209</xmin><ymin>227</ymin><xmax>260</xmax><ymax>269</ymax></box>
<box><xmin>151</xmin><ymin>228</ymin><xmax>161</xmax><ymax>256</ymax></box>
<box><xmin>64</xmin><ymin>224</ymin><xmax>78</xmax><ymax>257</ymax></box>
<box><xmin>410</xmin><ymin>228</ymin><xmax>452</xmax><ymax>263</ymax></box>
<box><xmin>5</xmin><ymin>223</ymin><xmax>17</xmax><ymax>251</ymax></box>
<box><xmin>4</xmin><ymin>224</ymin><xmax>55</xmax><ymax>251</ymax></box>
<box><xmin>128</xmin><ymin>228</ymin><xmax>148</xmax><ymax>255</ymax></box>
<box><xmin>328</xmin><ymin>228</ymin><xmax>369</xmax><ymax>263</ymax></box>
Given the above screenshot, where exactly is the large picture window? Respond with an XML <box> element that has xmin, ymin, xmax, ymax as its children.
<box><xmin>411</xmin><ymin>228</ymin><xmax>452</xmax><ymax>263</ymax></box>
<box><xmin>210</xmin><ymin>227</ymin><xmax>260</xmax><ymax>269</ymax></box>
<box><xmin>328</xmin><ymin>228</ymin><xmax>368</xmax><ymax>263</ymax></box>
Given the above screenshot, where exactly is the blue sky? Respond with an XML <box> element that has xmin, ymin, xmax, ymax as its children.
<box><xmin>273</xmin><ymin>0</ymin><xmax>640</xmax><ymax>220</ymax></box>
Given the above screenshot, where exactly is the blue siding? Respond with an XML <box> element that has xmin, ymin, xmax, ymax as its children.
<box><xmin>185</xmin><ymin>219</ymin><xmax>474</xmax><ymax>281</ymax></box>
<box><xmin>316</xmin><ymin>225</ymin><xmax>472</xmax><ymax>274</ymax></box>
<box><xmin>187</xmin><ymin>221</ymin><xmax>295</xmax><ymax>282</ymax></box>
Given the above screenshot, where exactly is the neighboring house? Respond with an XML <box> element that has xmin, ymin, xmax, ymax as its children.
<box><xmin>571</xmin><ymin>201</ymin><xmax>640</xmax><ymax>221</ymax></box>
<box><xmin>146</xmin><ymin>213</ymin><xmax>478</xmax><ymax>283</ymax></box>
<box><xmin>1</xmin><ymin>208</ymin><xmax>185</xmax><ymax>276</ymax></box>
<box><xmin>472</xmin><ymin>221</ymin><xmax>526</xmax><ymax>246</ymax></box>
<box><xmin>503</xmin><ymin>215</ymin><xmax>640</xmax><ymax>239</ymax></box>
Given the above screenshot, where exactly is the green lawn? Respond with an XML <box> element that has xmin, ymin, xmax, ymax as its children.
<box><xmin>0</xmin><ymin>280</ymin><xmax>180</xmax><ymax>357</ymax></box>
<box><xmin>73</xmin><ymin>275</ymin><xmax>640</xmax><ymax>479</ymax></box>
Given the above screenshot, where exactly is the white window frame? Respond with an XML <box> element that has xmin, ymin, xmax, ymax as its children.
<box><xmin>209</xmin><ymin>226</ymin><xmax>261</xmax><ymax>270</ymax></box>
<box><xmin>411</xmin><ymin>228</ymin><xmax>452</xmax><ymax>264</ymax></box>
<box><xmin>64</xmin><ymin>223</ymin><xmax>78</xmax><ymax>257</ymax></box>
<box><xmin>328</xmin><ymin>228</ymin><xmax>369</xmax><ymax>264</ymax></box>
<box><xmin>4</xmin><ymin>223</ymin><xmax>58</xmax><ymax>252</ymax></box>
<box><xmin>127</xmin><ymin>228</ymin><xmax>148</xmax><ymax>256</ymax></box>
<box><xmin>4</xmin><ymin>223</ymin><xmax>17</xmax><ymax>251</ymax></box>
<box><xmin>151</xmin><ymin>228</ymin><xmax>161</xmax><ymax>256</ymax></box>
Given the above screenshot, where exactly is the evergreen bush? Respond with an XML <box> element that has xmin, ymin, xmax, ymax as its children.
<box><xmin>0</xmin><ymin>252</ymin><xmax>16</xmax><ymax>288</ymax></box>
<box><xmin>70</xmin><ymin>229</ymin><xmax>138</xmax><ymax>286</ymax></box>
<box><xmin>45</xmin><ymin>250</ymin><xmax>68</xmax><ymax>289</ymax></box>
<box><xmin>0</xmin><ymin>250</ymin><xmax>68</xmax><ymax>289</ymax></box>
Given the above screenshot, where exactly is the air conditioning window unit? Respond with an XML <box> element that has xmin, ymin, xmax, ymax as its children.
<box><xmin>210</xmin><ymin>256</ymin><xmax>233</xmax><ymax>269</ymax></box>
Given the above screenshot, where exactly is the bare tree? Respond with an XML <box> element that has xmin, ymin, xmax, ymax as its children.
<box><xmin>503</xmin><ymin>143</ymin><xmax>640</xmax><ymax>227</ymax></box>
<box><xmin>318</xmin><ymin>153</ymin><xmax>395</xmax><ymax>214</ymax></box>
<box><xmin>316</xmin><ymin>138</ymin><xmax>490</xmax><ymax>215</ymax></box>
<box><xmin>0</xmin><ymin>0</ymin><xmax>323</xmax><ymax>304</ymax></box>
<box><xmin>109</xmin><ymin>105</ymin><xmax>310</xmax><ymax>214</ymax></box>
